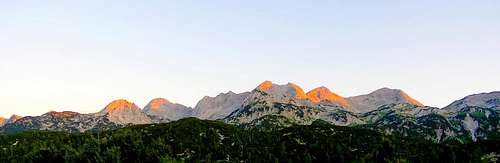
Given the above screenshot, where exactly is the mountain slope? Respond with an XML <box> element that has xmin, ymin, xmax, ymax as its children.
<box><xmin>1</xmin><ymin>118</ymin><xmax>498</xmax><ymax>162</ymax></box>
<box><xmin>0</xmin><ymin>118</ymin><xmax>5</xmax><ymax>127</ymax></box>
<box><xmin>443</xmin><ymin>106</ymin><xmax>500</xmax><ymax>142</ymax></box>
<box><xmin>359</xmin><ymin>104</ymin><xmax>456</xmax><ymax>143</ymax></box>
<box><xmin>439</xmin><ymin>91</ymin><xmax>500</xmax><ymax>142</ymax></box>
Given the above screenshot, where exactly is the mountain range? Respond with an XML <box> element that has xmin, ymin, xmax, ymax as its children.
<box><xmin>1</xmin><ymin>81</ymin><xmax>498</xmax><ymax>143</ymax></box>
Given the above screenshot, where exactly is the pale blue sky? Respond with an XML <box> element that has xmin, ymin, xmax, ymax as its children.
<box><xmin>1</xmin><ymin>1</ymin><xmax>499</xmax><ymax>117</ymax></box>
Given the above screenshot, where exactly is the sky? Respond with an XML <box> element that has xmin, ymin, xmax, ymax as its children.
<box><xmin>0</xmin><ymin>1</ymin><xmax>499</xmax><ymax>117</ymax></box>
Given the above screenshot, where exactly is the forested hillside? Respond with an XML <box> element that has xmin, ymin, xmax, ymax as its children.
<box><xmin>0</xmin><ymin>118</ymin><xmax>498</xmax><ymax>162</ymax></box>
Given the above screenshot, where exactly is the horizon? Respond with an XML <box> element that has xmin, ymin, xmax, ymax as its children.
<box><xmin>1</xmin><ymin>1</ymin><xmax>500</xmax><ymax>117</ymax></box>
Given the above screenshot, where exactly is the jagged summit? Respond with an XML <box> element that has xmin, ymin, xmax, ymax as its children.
<box><xmin>255</xmin><ymin>81</ymin><xmax>307</xmax><ymax>99</ymax></box>
<box><xmin>306</xmin><ymin>86</ymin><xmax>350</xmax><ymax>107</ymax></box>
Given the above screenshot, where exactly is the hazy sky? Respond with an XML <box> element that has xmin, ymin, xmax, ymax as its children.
<box><xmin>1</xmin><ymin>1</ymin><xmax>499</xmax><ymax>117</ymax></box>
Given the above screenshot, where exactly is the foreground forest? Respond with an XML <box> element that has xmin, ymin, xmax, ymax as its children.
<box><xmin>0</xmin><ymin>118</ymin><xmax>499</xmax><ymax>162</ymax></box>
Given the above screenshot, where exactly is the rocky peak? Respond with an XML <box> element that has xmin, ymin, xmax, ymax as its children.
<box><xmin>257</xmin><ymin>80</ymin><xmax>274</xmax><ymax>90</ymax></box>
<box><xmin>144</xmin><ymin>98</ymin><xmax>192</xmax><ymax>122</ymax></box>
<box><xmin>306</xmin><ymin>86</ymin><xmax>350</xmax><ymax>107</ymax></box>
<box><xmin>101</xmin><ymin>99</ymin><xmax>140</xmax><ymax>113</ymax></box>
<box><xmin>99</xmin><ymin>99</ymin><xmax>151</xmax><ymax>125</ymax></box>
<box><xmin>444</xmin><ymin>91</ymin><xmax>500</xmax><ymax>111</ymax></box>
<box><xmin>371</xmin><ymin>88</ymin><xmax>423</xmax><ymax>106</ymax></box>
<box><xmin>0</xmin><ymin>118</ymin><xmax>6</xmax><ymax>127</ymax></box>
<box><xmin>255</xmin><ymin>81</ymin><xmax>307</xmax><ymax>99</ymax></box>
<box><xmin>145</xmin><ymin>98</ymin><xmax>172</xmax><ymax>110</ymax></box>
<box><xmin>347</xmin><ymin>87</ymin><xmax>424</xmax><ymax>113</ymax></box>
<box><xmin>7</xmin><ymin>114</ymin><xmax>23</xmax><ymax>124</ymax></box>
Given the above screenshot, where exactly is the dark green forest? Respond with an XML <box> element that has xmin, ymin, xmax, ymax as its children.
<box><xmin>0</xmin><ymin>118</ymin><xmax>498</xmax><ymax>163</ymax></box>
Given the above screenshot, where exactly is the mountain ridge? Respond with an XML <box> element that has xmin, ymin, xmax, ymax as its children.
<box><xmin>1</xmin><ymin>81</ymin><xmax>498</xmax><ymax>143</ymax></box>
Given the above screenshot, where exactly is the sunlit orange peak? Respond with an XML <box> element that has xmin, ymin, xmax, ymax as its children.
<box><xmin>286</xmin><ymin>82</ymin><xmax>308</xmax><ymax>99</ymax></box>
<box><xmin>399</xmin><ymin>91</ymin><xmax>424</xmax><ymax>106</ymax></box>
<box><xmin>148</xmin><ymin>98</ymin><xmax>171</xmax><ymax>109</ymax></box>
<box><xmin>103</xmin><ymin>99</ymin><xmax>138</xmax><ymax>112</ymax></box>
<box><xmin>257</xmin><ymin>80</ymin><xmax>274</xmax><ymax>90</ymax></box>
<box><xmin>306</xmin><ymin>86</ymin><xmax>350</xmax><ymax>106</ymax></box>
<box><xmin>8</xmin><ymin>114</ymin><xmax>23</xmax><ymax>123</ymax></box>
